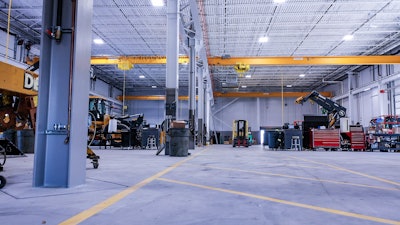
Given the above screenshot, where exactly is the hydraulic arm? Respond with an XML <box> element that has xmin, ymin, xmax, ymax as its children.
<box><xmin>296</xmin><ymin>90</ymin><xmax>346</xmax><ymax>128</ymax></box>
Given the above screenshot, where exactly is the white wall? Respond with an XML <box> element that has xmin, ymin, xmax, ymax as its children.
<box><xmin>127</xmin><ymin>99</ymin><xmax>189</xmax><ymax>126</ymax></box>
<box><xmin>211</xmin><ymin>97</ymin><xmax>319</xmax><ymax>131</ymax></box>
<box><xmin>328</xmin><ymin>65</ymin><xmax>400</xmax><ymax>127</ymax></box>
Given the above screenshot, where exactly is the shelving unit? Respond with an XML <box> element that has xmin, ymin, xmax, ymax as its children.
<box><xmin>370</xmin><ymin>133</ymin><xmax>400</xmax><ymax>152</ymax></box>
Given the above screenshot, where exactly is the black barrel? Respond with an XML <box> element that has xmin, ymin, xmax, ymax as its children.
<box><xmin>169</xmin><ymin>128</ymin><xmax>189</xmax><ymax>157</ymax></box>
<box><xmin>16</xmin><ymin>129</ymin><xmax>35</xmax><ymax>153</ymax></box>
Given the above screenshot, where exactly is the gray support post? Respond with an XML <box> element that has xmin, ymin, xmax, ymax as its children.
<box><xmin>197</xmin><ymin>66</ymin><xmax>204</xmax><ymax>146</ymax></box>
<box><xmin>33</xmin><ymin>0</ymin><xmax>93</xmax><ymax>187</ymax></box>
<box><xmin>165</xmin><ymin>0</ymin><xmax>180</xmax><ymax>120</ymax></box>
<box><xmin>188</xmin><ymin>37</ymin><xmax>196</xmax><ymax>149</ymax></box>
<box><xmin>347</xmin><ymin>72</ymin><xmax>353</xmax><ymax>124</ymax></box>
<box><xmin>205</xmin><ymin>87</ymin><xmax>211</xmax><ymax>144</ymax></box>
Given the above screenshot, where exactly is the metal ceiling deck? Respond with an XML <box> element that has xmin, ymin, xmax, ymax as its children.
<box><xmin>0</xmin><ymin>0</ymin><xmax>399</xmax><ymax>94</ymax></box>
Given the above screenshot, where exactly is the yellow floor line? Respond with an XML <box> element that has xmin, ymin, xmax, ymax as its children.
<box><xmin>58</xmin><ymin>148</ymin><xmax>210</xmax><ymax>225</ymax></box>
<box><xmin>185</xmin><ymin>164</ymin><xmax>400</xmax><ymax>191</ymax></box>
<box><xmin>288</xmin><ymin>156</ymin><xmax>400</xmax><ymax>187</ymax></box>
<box><xmin>157</xmin><ymin>177</ymin><xmax>400</xmax><ymax>225</ymax></box>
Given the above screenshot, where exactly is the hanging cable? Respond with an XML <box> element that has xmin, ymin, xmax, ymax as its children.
<box><xmin>64</xmin><ymin>0</ymin><xmax>76</xmax><ymax>144</ymax></box>
<box><xmin>5</xmin><ymin>0</ymin><xmax>13</xmax><ymax>61</ymax></box>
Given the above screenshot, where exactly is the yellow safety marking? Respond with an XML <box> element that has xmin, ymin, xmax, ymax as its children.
<box><xmin>186</xmin><ymin>164</ymin><xmax>400</xmax><ymax>192</ymax></box>
<box><xmin>59</xmin><ymin>148</ymin><xmax>210</xmax><ymax>225</ymax></box>
<box><xmin>288</xmin><ymin>156</ymin><xmax>400</xmax><ymax>187</ymax></box>
<box><xmin>158</xmin><ymin>177</ymin><xmax>400</xmax><ymax>225</ymax></box>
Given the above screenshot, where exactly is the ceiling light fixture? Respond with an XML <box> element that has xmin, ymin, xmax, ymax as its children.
<box><xmin>343</xmin><ymin>34</ymin><xmax>354</xmax><ymax>41</ymax></box>
<box><xmin>259</xmin><ymin>37</ymin><xmax>269</xmax><ymax>43</ymax></box>
<box><xmin>245</xmin><ymin>74</ymin><xmax>252</xmax><ymax>78</ymax></box>
<box><xmin>93</xmin><ymin>38</ymin><xmax>104</xmax><ymax>44</ymax></box>
<box><xmin>151</xmin><ymin>0</ymin><xmax>164</xmax><ymax>7</ymax></box>
<box><xmin>139</xmin><ymin>75</ymin><xmax>145</xmax><ymax>79</ymax></box>
<box><xmin>286</xmin><ymin>85</ymin><xmax>292</xmax><ymax>88</ymax></box>
<box><xmin>274</xmin><ymin>0</ymin><xmax>286</xmax><ymax>3</ymax></box>
<box><xmin>241</xmin><ymin>85</ymin><xmax>247</xmax><ymax>88</ymax></box>
<box><xmin>152</xmin><ymin>85</ymin><xmax>157</xmax><ymax>88</ymax></box>
<box><xmin>299</xmin><ymin>74</ymin><xmax>305</xmax><ymax>77</ymax></box>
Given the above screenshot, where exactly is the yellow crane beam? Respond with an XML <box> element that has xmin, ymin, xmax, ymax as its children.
<box><xmin>90</xmin><ymin>55</ymin><xmax>400</xmax><ymax>66</ymax></box>
<box><xmin>91</xmin><ymin>56</ymin><xmax>190</xmax><ymax>65</ymax></box>
<box><xmin>213</xmin><ymin>92</ymin><xmax>332</xmax><ymax>98</ymax></box>
<box><xmin>117</xmin><ymin>95</ymin><xmax>194</xmax><ymax>101</ymax></box>
<box><xmin>208</xmin><ymin>56</ymin><xmax>400</xmax><ymax>66</ymax></box>
<box><xmin>117</xmin><ymin>92</ymin><xmax>332</xmax><ymax>100</ymax></box>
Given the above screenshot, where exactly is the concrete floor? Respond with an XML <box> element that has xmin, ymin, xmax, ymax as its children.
<box><xmin>1</xmin><ymin>145</ymin><xmax>400</xmax><ymax>225</ymax></box>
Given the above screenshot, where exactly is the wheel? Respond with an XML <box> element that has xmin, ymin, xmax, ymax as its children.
<box><xmin>0</xmin><ymin>175</ymin><xmax>6</xmax><ymax>189</ymax></box>
<box><xmin>93</xmin><ymin>162</ymin><xmax>99</xmax><ymax>169</ymax></box>
<box><xmin>0</xmin><ymin>148</ymin><xmax>6</xmax><ymax>166</ymax></box>
<box><xmin>338</xmin><ymin>110</ymin><xmax>346</xmax><ymax>117</ymax></box>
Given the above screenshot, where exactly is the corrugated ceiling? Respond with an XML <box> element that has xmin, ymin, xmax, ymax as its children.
<box><xmin>0</xmin><ymin>0</ymin><xmax>399</xmax><ymax>94</ymax></box>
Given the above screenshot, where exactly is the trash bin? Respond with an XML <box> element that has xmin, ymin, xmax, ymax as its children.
<box><xmin>16</xmin><ymin>129</ymin><xmax>35</xmax><ymax>153</ymax></box>
<box><xmin>266</xmin><ymin>131</ymin><xmax>279</xmax><ymax>148</ymax></box>
<box><xmin>169</xmin><ymin>128</ymin><xmax>189</xmax><ymax>157</ymax></box>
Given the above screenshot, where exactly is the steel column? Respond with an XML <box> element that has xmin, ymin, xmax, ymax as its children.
<box><xmin>33</xmin><ymin>0</ymin><xmax>93</xmax><ymax>187</ymax></box>
<box><xmin>197</xmin><ymin>66</ymin><xmax>204</xmax><ymax>146</ymax></box>
<box><xmin>188</xmin><ymin>37</ymin><xmax>196</xmax><ymax>149</ymax></box>
<box><xmin>165</xmin><ymin>0</ymin><xmax>179</xmax><ymax>119</ymax></box>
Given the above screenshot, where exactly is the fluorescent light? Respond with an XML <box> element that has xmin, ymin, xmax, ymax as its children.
<box><xmin>343</xmin><ymin>34</ymin><xmax>354</xmax><ymax>41</ymax></box>
<box><xmin>286</xmin><ymin>85</ymin><xmax>292</xmax><ymax>88</ymax></box>
<box><xmin>299</xmin><ymin>74</ymin><xmax>305</xmax><ymax>78</ymax></box>
<box><xmin>274</xmin><ymin>0</ymin><xmax>286</xmax><ymax>3</ymax></box>
<box><xmin>93</xmin><ymin>38</ymin><xmax>104</xmax><ymax>44</ymax></box>
<box><xmin>139</xmin><ymin>75</ymin><xmax>145</xmax><ymax>79</ymax></box>
<box><xmin>363</xmin><ymin>87</ymin><xmax>371</xmax><ymax>91</ymax></box>
<box><xmin>241</xmin><ymin>85</ymin><xmax>247</xmax><ymax>88</ymax></box>
<box><xmin>151</xmin><ymin>85</ymin><xmax>157</xmax><ymax>88</ymax></box>
<box><xmin>245</xmin><ymin>74</ymin><xmax>252</xmax><ymax>78</ymax></box>
<box><xmin>259</xmin><ymin>37</ymin><xmax>269</xmax><ymax>43</ymax></box>
<box><xmin>151</xmin><ymin>0</ymin><xmax>164</xmax><ymax>6</ymax></box>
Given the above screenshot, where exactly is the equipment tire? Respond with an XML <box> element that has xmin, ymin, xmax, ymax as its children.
<box><xmin>0</xmin><ymin>175</ymin><xmax>6</xmax><ymax>189</ymax></box>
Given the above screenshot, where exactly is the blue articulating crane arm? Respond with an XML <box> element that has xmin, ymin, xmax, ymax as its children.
<box><xmin>295</xmin><ymin>90</ymin><xmax>346</xmax><ymax>128</ymax></box>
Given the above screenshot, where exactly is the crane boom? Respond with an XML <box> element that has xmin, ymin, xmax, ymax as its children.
<box><xmin>296</xmin><ymin>90</ymin><xmax>346</xmax><ymax>128</ymax></box>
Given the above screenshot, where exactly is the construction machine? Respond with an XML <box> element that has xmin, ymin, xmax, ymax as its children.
<box><xmin>0</xmin><ymin>144</ymin><xmax>6</xmax><ymax>189</ymax></box>
<box><xmin>295</xmin><ymin>90</ymin><xmax>346</xmax><ymax>128</ymax></box>
<box><xmin>232</xmin><ymin>120</ymin><xmax>249</xmax><ymax>147</ymax></box>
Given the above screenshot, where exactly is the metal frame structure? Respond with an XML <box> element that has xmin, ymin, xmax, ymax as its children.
<box><xmin>0</xmin><ymin>0</ymin><xmax>399</xmax><ymax>94</ymax></box>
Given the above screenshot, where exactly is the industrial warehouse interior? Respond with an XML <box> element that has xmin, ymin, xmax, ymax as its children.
<box><xmin>1</xmin><ymin>0</ymin><xmax>400</xmax><ymax>224</ymax></box>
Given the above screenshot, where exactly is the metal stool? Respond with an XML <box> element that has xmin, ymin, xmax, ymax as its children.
<box><xmin>291</xmin><ymin>136</ymin><xmax>302</xmax><ymax>151</ymax></box>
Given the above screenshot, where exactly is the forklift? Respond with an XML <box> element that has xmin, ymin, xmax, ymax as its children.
<box><xmin>232</xmin><ymin>120</ymin><xmax>249</xmax><ymax>147</ymax></box>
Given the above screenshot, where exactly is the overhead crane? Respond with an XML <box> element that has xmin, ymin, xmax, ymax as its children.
<box><xmin>90</xmin><ymin>55</ymin><xmax>400</xmax><ymax>66</ymax></box>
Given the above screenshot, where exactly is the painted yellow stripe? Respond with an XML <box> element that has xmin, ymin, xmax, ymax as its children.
<box><xmin>59</xmin><ymin>148</ymin><xmax>210</xmax><ymax>225</ymax></box>
<box><xmin>186</xmin><ymin>164</ymin><xmax>400</xmax><ymax>192</ymax></box>
<box><xmin>288</xmin><ymin>156</ymin><xmax>400</xmax><ymax>187</ymax></box>
<box><xmin>158</xmin><ymin>177</ymin><xmax>400</xmax><ymax>225</ymax></box>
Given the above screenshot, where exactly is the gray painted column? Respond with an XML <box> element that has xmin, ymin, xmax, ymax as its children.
<box><xmin>256</xmin><ymin>98</ymin><xmax>260</xmax><ymax>130</ymax></box>
<box><xmin>347</xmin><ymin>73</ymin><xmax>353</xmax><ymax>124</ymax></box>
<box><xmin>33</xmin><ymin>0</ymin><xmax>93</xmax><ymax>187</ymax></box>
<box><xmin>188</xmin><ymin>37</ymin><xmax>196</xmax><ymax>149</ymax></box>
<box><xmin>197</xmin><ymin>66</ymin><xmax>204</xmax><ymax>146</ymax></box>
<box><xmin>165</xmin><ymin>0</ymin><xmax>179</xmax><ymax>119</ymax></box>
<box><xmin>205</xmin><ymin>87</ymin><xmax>211</xmax><ymax>143</ymax></box>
